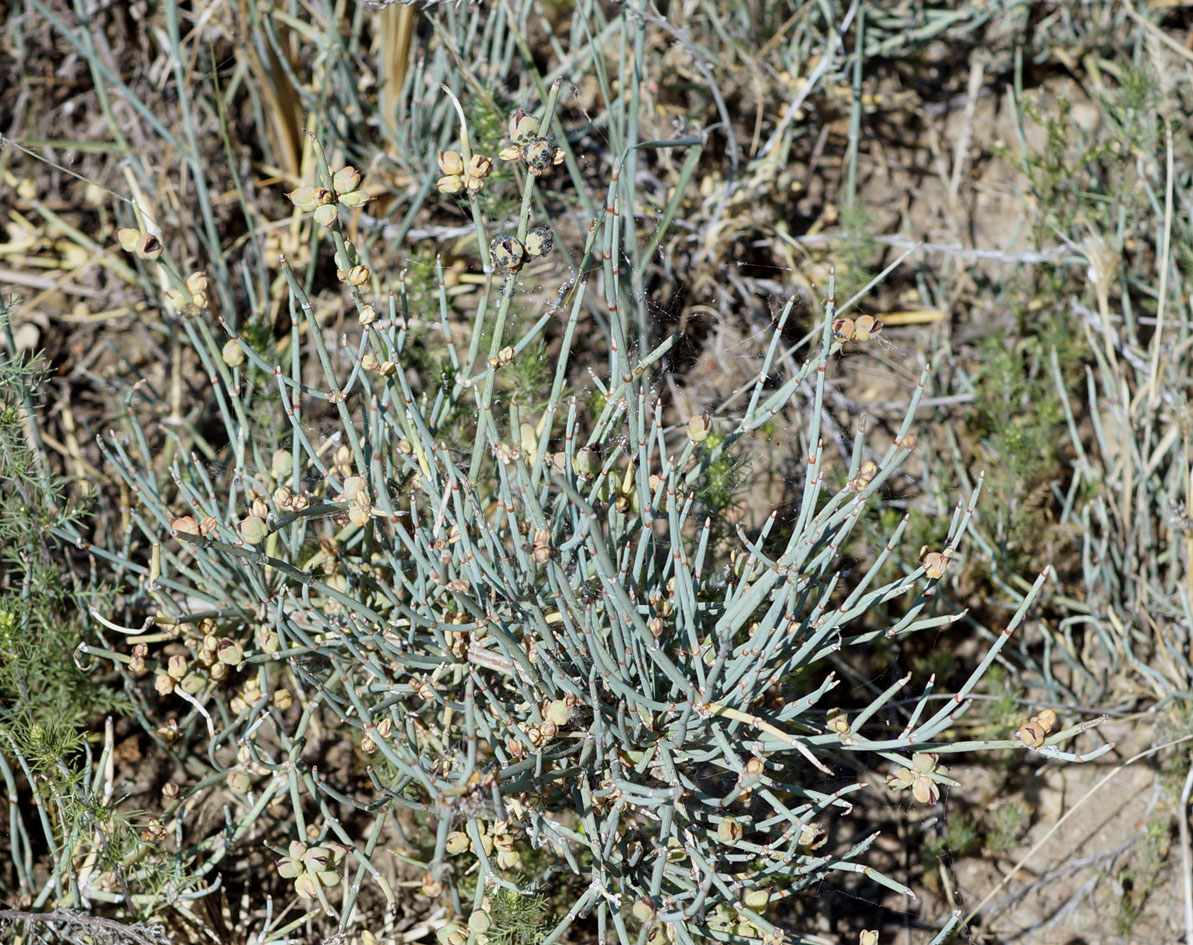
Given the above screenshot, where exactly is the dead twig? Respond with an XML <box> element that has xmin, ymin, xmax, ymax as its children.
<box><xmin>0</xmin><ymin>909</ymin><xmax>169</xmax><ymax>945</ymax></box>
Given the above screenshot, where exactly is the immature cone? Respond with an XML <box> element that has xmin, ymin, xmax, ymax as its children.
<box><xmin>435</xmin><ymin>922</ymin><xmax>463</xmax><ymax>945</ymax></box>
<box><xmin>438</xmin><ymin>150</ymin><xmax>465</xmax><ymax>176</ymax></box>
<box><xmin>117</xmin><ymin>228</ymin><xmax>163</xmax><ymax>260</ymax></box>
<box><xmin>740</xmin><ymin>756</ymin><xmax>764</xmax><ymax>783</ymax></box>
<box><xmin>716</xmin><ymin>817</ymin><xmax>743</xmax><ymax>844</ymax></box>
<box><xmin>912</xmin><ymin>773</ymin><xmax>940</xmax><ymax>805</ymax></box>
<box><xmin>171</xmin><ymin>515</ymin><xmax>199</xmax><ymax>536</ymax></box>
<box><xmin>293</xmin><ymin>873</ymin><xmax>319</xmax><ymax>899</ymax></box>
<box><xmin>464</xmin><ymin>154</ymin><xmax>492</xmax><ymax>194</ymax></box>
<box><xmin>216</xmin><ymin>637</ymin><xmax>244</xmax><ymax>666</ymax></box>
<box><xmin>919</xmin><ymin>545</ymin><xmax>952</xmax><ymax>580</ymax></box>
<box><xmin>437</xmin><ymin>150</ymin><xmax>470</xmax><ymax>194</ymax></box>
<box><xmin>270</xmin><ymin>449</ymin><xmax>292</xmax><ymax>480</ymax></box>
<box><xmin>632</xmin><ymin>898</ymin><xmax>656</xmax><ymax>922</ymax></box>
<box><xmin>849</xmin><ymin>459</ymin><xmax>878</xmax><ymax>492</ymax></box>
<box><xmin>524</xmin><ymin>225</ymin><xmax>554</xmax><ymax>258</ymax></box>
<box><xmin>338</xmin><ymin>189</ymin><xmax>370</xmax><ymax>208</ymax></box>
<box><xmin>1016</xmin><ymin>718</ymin><xmax>1046</xmax><ymax>749</ymax></box>
<box><xmin>277</xmin><ymin>850</ymin><xmax>303</xmax><ymax>879</ymax></box>
<box><xmin>185</xmin><ymin>272</ymin><xmax>208</xmax><ymax>310</ymax></box>
<box><xmin>257</xmin><ymin>626</ymin><xmax>281</xmax><ymax>654</ymax></box>
<box><xmin>467</xmin><ymin>911</ymin><xmax>492</xmax><ymax>934</ymax></box>
<box><xmin>422</xmin><ymin>874</ymin><xmax>445</xmax><ymax>899</ymax></box>
<box><xmin>545</xmin><ymin>699</ymin><xmax>571</xmax><ymax>725</ymax></box>
<box><xmin>222</xmin><ymin>339</ymin><xmax>245</xmax><ymax>367</ymax></box>
<box><xmin>341</xmin><ymin>476</ymin><xmax>366</xmax><ymax>501</ymax></box>
<box><xmin>129</xmin><ymin>643</ymin><xmax>148</xmax><ymax>675</ymax></box>
<box><xmin>135</xmin><ymin>232</ymin><xmax>163</xmax><ymax>260</ymax></box>
<box><xmin>887</xmin><ymin>752</ymin><xmax>945</xmax><ymax>804</ymax></box>
<box><xmin>162</xmin><ymin>287</ymin><xmax>188</xmax><ymax>311</ymax></box>
<box><xmin>797</xmin><ymin>822</ymin><xmax>827</xmax><ymax>849</ymax></box>
<box><xmin>908</xmin><ymin>752</ymin><xmax>945</xmax><ymax>805</ymax></box>
<box><xmin>524</xmin><ymin>137</ymin><xmax>563</xmax><ymax>175</ymax></box>
<box><xmin>687</xmin><ymin>413</ymin><xmax>712</xmax><ymax>443</ymax></box>
<box><xmin>332</xmin><ymin>165</ymin><xmax>361</xmax><ymax>194</ymax></box>
<box><xmin>507</xmin><ymin>108</ymin><xmax>540</xmax><ymax>144</ymax></box>
<box><xmin>437</xmin><ymin>173</ymin><xmax>465</xmax><ymax>195</ymax></box>
<box><xmin>853</xmin><ymin>314</ymin><xmax>883</xmax><ymax>341</ymax></box>
<box><xmin>348</xmin><ymin>491</ymin><xmax>372</xmax><ymax>527</ymax></box>
<box><xmin>117</xmin><ymin>227</ymin><xmax>141</xmax><ymax>254</ymax></box>
<box><xmin>573</xmin><ymin>447</ymin><xmax>598</xmax><ymax>477</ymax></box>
<box><xmin>489</xmin><ymin>234</ymin><xmax>525</xmax><ymax>271</ymax></box>
<box><xmin>520</xmin><ymin>421</ymin><xmax>538</xmax><ymax>456</ymax></box>
<box><xmin>239</xmin><ymin>514</ymin><xmax>268</xmax><ymax>545</ymax></box>
<box><xmin>1016</xmin><ymin>708</ymin><xmax>1058</xmax><ymax>748</ymax></box>
<box><xmin>287</xmin><ymin>185</ymin><xmax>333</xmax><ymax>212</ymax></box>
<box><xmin>743</xmin><ymin>888</ymin><xmax>770</xmax><ymax>910</ymax></box>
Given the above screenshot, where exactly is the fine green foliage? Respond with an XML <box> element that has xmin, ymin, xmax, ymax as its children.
<box><xmin>488</xmin><ymin>885</ymin><xmax>550</xmax><ymax>945</ymax></box>
<box><xmin>0</xmin><ymin>304</ymin><xmax>118</xmax><ymax>739</ymax></box>
<box><xmin>1114</xmin><ymin>820</ymin><xmax>1172</xmax><ymax>937</ymax></box>
<box><xmin>0</xmin><ymin>324</ymin><xmax>106</xmax><ymax>729</ymax></box>
<box><xmin>986</xmin><ymin>802</ymin><xmax>1032</xmax><ymax>857</ymax></box>
<box><xmin>0</xmin><ymin>306</ymin><xmax>164</xmax><ymax>924</ymax></box>
<box><xmin>924</xmin><ymin>813</ymin><xmax>981</xmax><ymax>863</ymax></box>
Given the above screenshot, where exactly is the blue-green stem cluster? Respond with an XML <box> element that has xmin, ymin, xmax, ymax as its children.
<box><xmin>55</xmin><ymin>89</ymin><xmax>1109</xmax><ymax>945</ymax></box>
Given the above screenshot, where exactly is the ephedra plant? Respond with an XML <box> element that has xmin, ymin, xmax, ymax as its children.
<box><xmin>51</xmin><ymin>83</ymin><xmax>1105</xmax><ymax>944</ymax></box>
